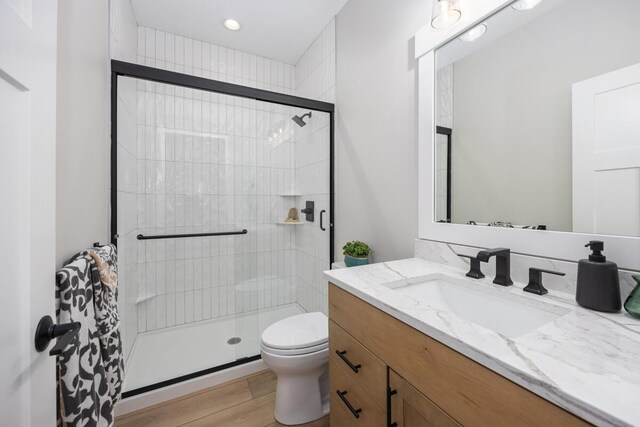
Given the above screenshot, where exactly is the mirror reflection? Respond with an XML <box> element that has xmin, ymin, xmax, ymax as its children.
<box><xmin>434</xmin><ymin>0</ymin><xmax>640</xmax><ymax>237</ymax></box>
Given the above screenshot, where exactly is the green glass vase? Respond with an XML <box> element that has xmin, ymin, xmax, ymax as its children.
<box><xmin>624</xmin><ymin>275</ymin><xmax>640</xmax><ymax>319</ymax></box>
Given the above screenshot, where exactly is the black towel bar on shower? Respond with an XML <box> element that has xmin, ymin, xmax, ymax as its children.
<box><xmin>137</xmin><ymin>229</ymin><xmax>248</xmax><ymax>240</ymax></box>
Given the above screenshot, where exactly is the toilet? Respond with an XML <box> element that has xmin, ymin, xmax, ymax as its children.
<box><xmin>260</xmin><ymin>312</ymin><xmax>330</xmax><ymax>425</ymax></box>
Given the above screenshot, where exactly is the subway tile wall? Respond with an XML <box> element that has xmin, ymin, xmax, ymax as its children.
<box><xmin>134</xmin><ymin>27</ymin><xmax>304</xmax><ymax>333</ymax></box>
<box><xmin>137</xmin><ymin>27</ymin><xmax>296</xmax><ymax>94</ymax></box>
<box><xmin>111</xmin><ymin>6</ymin><xmax>336</xmax><ymax>339</ymax></box>
<box><xmin>294</xmin><ymin>19</ymin><xmax>336</xmax><ymax>315</ymax></box>
<box><xmin>111</xmin><ymin>0</ymin><xmax>139</xmax><ymax>362</ymax></box>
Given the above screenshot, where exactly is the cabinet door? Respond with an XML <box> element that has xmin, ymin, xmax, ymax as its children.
<box><xmin>389</xmin><ymin>370</ymin><xmax>460</xmax><ymax>427</ymax></box>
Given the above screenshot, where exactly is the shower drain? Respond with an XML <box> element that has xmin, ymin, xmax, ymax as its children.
<box><xmin>227</xmin><ymin>337</ymin><xmax>242</xmax><ymax>345</ymax></box>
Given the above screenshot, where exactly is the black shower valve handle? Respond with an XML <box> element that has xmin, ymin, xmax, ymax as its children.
<box><xmin>301</xmin><ymin>201</ymin><xmax>315</xmax><ymax>222</ymax></box>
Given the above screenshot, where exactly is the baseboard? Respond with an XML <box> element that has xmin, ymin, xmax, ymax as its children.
<box><xmin>115</xmin><ymin>359</ymin><xmax>268</xmax><ymax>416</ymax></box>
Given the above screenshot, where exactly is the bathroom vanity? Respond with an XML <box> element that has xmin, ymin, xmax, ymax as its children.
<box><xmin>325</xmin><ymin>259</ymin><xmax>640</xmax><ymax>427</ymax></box>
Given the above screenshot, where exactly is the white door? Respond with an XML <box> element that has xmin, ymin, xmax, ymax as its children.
<box><xmin>0</xmin><ymin>0</ymin><xmax>57</xmax><ymax>425</ymax></box>
<box><xmin>572</xmin><ymin>63</ymin><xmax>640</xmax><ymax>237</ymax></box>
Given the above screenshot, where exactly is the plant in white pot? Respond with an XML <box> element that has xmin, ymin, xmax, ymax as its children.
<box><xmin>342</xmin><ymin>241</ymin><xmax>372</xmax><ymax>267</ymax></box>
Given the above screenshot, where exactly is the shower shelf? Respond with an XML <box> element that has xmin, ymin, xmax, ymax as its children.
<box><xmin>278</xmin><ymin>193</ymin><xmax>302</xmax><ymax>197</ymax></box>
<box><xmin>135</xmin><ymin>294</ymin><xmax>156</xmax><ymax>305</ymax></box>
<box><xmin>275</xmin><ymin>222</ymin><xmax>305</xmax><ymax>225</ymax></box>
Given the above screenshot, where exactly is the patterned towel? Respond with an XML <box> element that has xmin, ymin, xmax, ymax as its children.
<box><xmin>56</xmin><ymin>245</ymin><xmax>124</xmax><ymax>427</ymax></box>
<box><xmin>87</xmin><ymin>244</ymin><xmax>118</xmax><ymax>292</ymax></box>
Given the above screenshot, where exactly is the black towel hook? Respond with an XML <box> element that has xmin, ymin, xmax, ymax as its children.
<box><xmin>34</xmin><ymin>315</ymin><xmax>81</xmax><ymax>356</ymax></box>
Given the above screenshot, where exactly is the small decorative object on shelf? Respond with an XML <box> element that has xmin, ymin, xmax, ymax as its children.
<box><xmin>284</xmin><ymin>207</ymin><xmax>299</xmax><ymax>223</ymax></box>
<box><xmin>342</xmin><ymin>240</ymin><xmax>372</xmax><ymax>267</ymax></box>
<box><xmin>624</xmin><ymin>275</ymin><xmax>640</xmax><ymax>319</ymax></box>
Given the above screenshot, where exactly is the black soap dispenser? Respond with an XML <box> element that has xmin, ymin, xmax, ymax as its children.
<box><xmin>576</xmin><ymin>241</ymin><xmax>621</xmax><ymax>312</ymax></box>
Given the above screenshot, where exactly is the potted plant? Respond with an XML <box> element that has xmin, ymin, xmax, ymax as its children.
<box><xmin>342</xmin><ymin>241</ymin><xmax>372</xmax><ymax>267</ymax></box>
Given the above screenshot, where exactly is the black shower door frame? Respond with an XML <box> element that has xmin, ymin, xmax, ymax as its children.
<box><xmin>110</xmin><ymin>59</ymin><xmax>336</xmax><ymax>397</ymax></box>
<box><xmin>111</xmin><ymin>59</ymin><xmax>335</xmax><ymax>262</ymax></box>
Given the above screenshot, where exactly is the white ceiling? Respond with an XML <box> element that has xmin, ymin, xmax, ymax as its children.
<box><xmin>131</xmin><ymin>0</ymin><xmax>347</xmax><ymax>65</ymax></box>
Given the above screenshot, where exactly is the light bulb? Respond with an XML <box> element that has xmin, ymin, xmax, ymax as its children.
<box><xmin>459</xmin><ymin>23</ymin><xmax>487</xmax><ymax>42</ymax></box>
<box><xmin>223</xmin><ymin>19</ymin><xmax>241</xmax><ymax>31</ymax></box>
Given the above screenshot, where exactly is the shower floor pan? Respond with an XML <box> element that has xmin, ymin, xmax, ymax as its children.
<box><xmin>123</xmin><ymin>303</ymin><xmax>305</xmax><ymax>393</ymax></box>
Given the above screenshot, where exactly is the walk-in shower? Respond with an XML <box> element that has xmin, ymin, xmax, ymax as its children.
<box><xmin>112</xmin><ymin>60</ymin><xmax>334</xmax><ymax>396</ymax></box>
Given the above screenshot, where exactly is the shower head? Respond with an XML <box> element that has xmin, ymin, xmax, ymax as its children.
<box><xmin>292</xmin><ymin>111</ymin><xmax>312</xmax><ymax>127</ymax></box>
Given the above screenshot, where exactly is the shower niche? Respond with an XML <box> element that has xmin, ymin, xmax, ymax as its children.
<box><xmin>112</xmin><ymin>60</ymin><xmax>334</xmax><ymax>396</ymax></box>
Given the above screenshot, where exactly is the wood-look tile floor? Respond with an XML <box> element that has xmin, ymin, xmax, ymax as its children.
<box><xmin>116</xmin><ymin>371</ymin><xmax>330</xmax><ymax>427</ymax></box>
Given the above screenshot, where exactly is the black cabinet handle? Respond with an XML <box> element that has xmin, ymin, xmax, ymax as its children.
<box><xmin>320</xmin><ymin>210</ymin><xmax>326</xmax><ymax>231</ymax></box>
<box><xmin>336</xmin><ymin>390</ymin><xmax>362</xmax><ymax>419</ymax></box>
<box><xmin>336</xmin><ymin>350</ymin><xmax>361</xmax><ymax>373</ymax></box>
<box><xmin>387</xmin><ymin>387</ymin><xmax>398</xmax><ymax>427</ymax></box>
<box><xmin>34</xmin><ymin>315</ymin><xmax>81</xmax><ymax>356</ymax></box>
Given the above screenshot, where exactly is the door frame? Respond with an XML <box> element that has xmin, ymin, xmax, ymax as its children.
<box><xmin>110</xmin><ymin>60</ymin><xmax>336</xmax><ymax>397</ymax></box>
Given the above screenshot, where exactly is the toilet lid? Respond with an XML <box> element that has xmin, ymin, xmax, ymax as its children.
<box><xmin>261</xmin><ymin>312</ymin><xmax>328</xmax><ymax>350</ymax></box>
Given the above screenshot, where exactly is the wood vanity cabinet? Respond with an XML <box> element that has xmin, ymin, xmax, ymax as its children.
<box><xmin>328</xmin><ymin>283</ymin><xmax>590</xmax><ymax>427</ymax></box>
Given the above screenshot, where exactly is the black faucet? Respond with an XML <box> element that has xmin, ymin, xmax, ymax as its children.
<box><xmin>476</xmin><ymin>248</ymin><xmax>513</xmax><ymax>286</ymax></box>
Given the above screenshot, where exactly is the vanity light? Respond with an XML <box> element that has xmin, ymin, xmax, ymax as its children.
<box><xmin>223</xmin><ymin>18</ymin><xmax>241</xmax><ymax>31</ymax></box>
<box><xmin>459</xmin><ymin>23</ymin><xmax>487</xmax><ymax>42</ymax></box>
<box><xmin>431</xmin><ymin>0</ymin><xmax>462</xmax><ymax>29</ymax></box>
<box><xmin>511</xmin><ymin>0</ymin><xmax>543</xmax><ymax>10</ymax></box>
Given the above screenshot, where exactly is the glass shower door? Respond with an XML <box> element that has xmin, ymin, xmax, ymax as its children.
<box><xmin>114</xmin><ymin>67</ymin><xmax>333</xmax><ymax>395</ymax></box>
<box><xmin>116</xmin><ymin>75</ymin><xmax>263</xmax><ymax>392</ymax></box>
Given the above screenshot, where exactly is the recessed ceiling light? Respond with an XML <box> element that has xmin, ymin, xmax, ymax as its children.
<box><xmin>459</xmin><ymin>23</ymin><xmax>487</xmax><ymax>42</ymax></box>
<box><xmin>511</xmin><ymin>0</ymin><xmax>543</xmax><ymax>11</ymax></box>
<box><xmin>223</xmin><ymin>18</ymin><xmax>241</xmax><ymax>31</ymax></box>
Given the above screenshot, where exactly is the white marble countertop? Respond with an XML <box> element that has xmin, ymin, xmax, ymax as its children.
<box><xmin>324</xmin><ymin>258</ymin><xmax>640</xmax><ymax>427</ymax></box>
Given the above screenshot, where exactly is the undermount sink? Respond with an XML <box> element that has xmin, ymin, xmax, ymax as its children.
<box><xmin>387</xmin><ymin>274</ymin><xmax>569</xmax><ymax>338</ymax></box>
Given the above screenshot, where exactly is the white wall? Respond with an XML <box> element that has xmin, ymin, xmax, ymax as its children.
<box><xmin>56</xmin><ymin>0</ymin><xmax>110</xmax><ymax>267</ymax></box>
<box><xmin>335</xmin><ymin>0</ymin><xmax>430</xmax><ymax>263</ymax></box>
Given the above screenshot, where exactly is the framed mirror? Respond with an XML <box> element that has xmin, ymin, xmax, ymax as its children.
<box><xmin>417</xmin><ymin>0</ymin><xmax>640</xmax><ymax>269</ymax></box>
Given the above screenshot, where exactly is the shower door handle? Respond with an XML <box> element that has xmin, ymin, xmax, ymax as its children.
<box><xmin>320</xmin><ymin>210</ymin><xmax>326</xmax><ymax>231</ymax></box>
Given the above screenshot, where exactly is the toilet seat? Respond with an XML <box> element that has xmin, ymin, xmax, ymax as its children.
<box><xmin>261</xmin><ymin>340</ymin><xmax>328</xmax><ymax>356</ymax></box>
<box><xmin>261</xmin><ymin>312</ymin><xmax>328</xmax><ymax>353</ymax></box>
